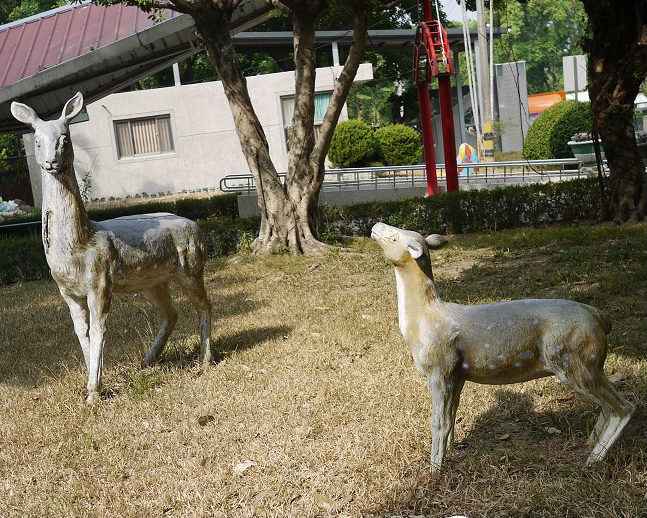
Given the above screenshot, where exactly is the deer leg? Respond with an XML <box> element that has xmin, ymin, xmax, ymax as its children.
<box><xmin>141</xmin><ymin>283</ymin><xmax>178</xmax><ymax>368</ymax></box>
<box><xmin>86</xmin><ymin>287</ymin><xmax>111</xmax><ymax>405</ymax></box>
<box><xmin>552</xmin><ymin>366</ymin><xmax>634</xmax><ymax>465</ymax></box>
<box><xmin>584</xmin><ymin>374</ymin><xmax>635</xmax><ymax>465</ymax></box>
<box><xmin>60</xmin><ymin>292</ymin><xmax>90</xmax><ymax>370</ymax></box>
<box><xmin>427</xmin><ymin>370</ymin><xmax>455</xmax><ymax>472</ymax></box>
<box><xmin>446</xmin><ymin>375</ymin><xmax>465</xmax><ymax>451</ymax></box>
<box><xmin>178</xmin><ymin>276</ymin><xmax>212</xmax><ymax>367</ymax></box>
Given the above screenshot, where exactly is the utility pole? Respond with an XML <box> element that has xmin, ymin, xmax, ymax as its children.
<box><xmin>476</xmin><ymin>0</ymin><xmax>494</xmax><ymax>161</ymax></box>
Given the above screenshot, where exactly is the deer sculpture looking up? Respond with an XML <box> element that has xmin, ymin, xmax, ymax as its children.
<box><xmin>371</xmin><ymin>222</ymin><xmax>635</xmax><ymax>472</ymax></box>
<box><xmin>11</xmin><ymin>93</ymin><xmax>213</xmax><ymax>404</ymax></box>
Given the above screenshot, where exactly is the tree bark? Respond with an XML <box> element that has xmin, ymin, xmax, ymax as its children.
<box><xmin>284</xmin><ymin>0</ymin><xmax>369</xmax><ymax>253</ymax></box>
<box><xmin>190</xmin><ymin>5</ymin><xmax>297</xmax><ymax>253</ymax></box>
<box><xmin>581</xmin><ymin>0</ymin><xmax>647</xmax><ymax>221</ymax></box>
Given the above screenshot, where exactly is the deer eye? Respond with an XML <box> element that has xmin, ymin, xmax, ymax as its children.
<box><xmin>390</xmin><ymin>236</ymin><xmax>398</xmax><ymax>243</ymax></box>
<box><xmin>60</xmin><ymin>135</ymin><xmax>68</xmax><ymax>144</ymax></box>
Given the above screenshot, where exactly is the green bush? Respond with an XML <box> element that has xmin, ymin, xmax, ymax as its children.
<box><xmin>0</xmin><ymin>193</ymin><xmax>239</xmax><ymax>227</ymax></box>
<box><xmin>328</xmin><ymin>120</ymin><xmax>378</xmax><ymax>168</ymax></box>
<box><xmin>320</xmin><ymin>178</ymin><xmax>602</xmax><ymax>236</ymax></box>
<box><xmin>523</xmin><ymin>101</ymin><xmax>593</xmax><ymax>160</ymax></box>
<box><xmin>198</xmin><ymin>217</ymin><xmax>260</xmax><ymax>257</ymax></box>
<box><xmin>0</xmin><ymin>234</ymin><xmax>49</xmax><ymax>284</ymax></box>
<box><xmin>375</xmin><ymin>124</ymin><xmax>422</xmax><ymax>166</ymax></box>
<box><xmin>0</xmin><ymin>179</ymin><xmax>604</xmax><ymax>285</ymax></box>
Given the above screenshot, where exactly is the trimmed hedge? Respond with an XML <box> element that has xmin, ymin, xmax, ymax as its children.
<box><xmin>320</xmin><ymin>178</ymin><xmax>601</xmax><ymax>236</ymax></box>
<box><xmin>375</xmin><ymin>124</ymin><xmax>422</xmax><ymax>166</ymax></box>
<box><xmin>0</xmin><ymin>179</ymin><xmax>603</xmax><ymax>285</ymax></box>
<box><xmin>328</xmin><ymin>120</ymin><xmax>378</xmax><ymax>168</ymax></box>
<box><xmin>523</xmin><ymin>101</ymin><xmax>593</xmax><ymax>160</ymax></box>
<box><xmin>0</xmin><ymin>193</ymin><xmax>239</xmax><ymax>227</ymax></box>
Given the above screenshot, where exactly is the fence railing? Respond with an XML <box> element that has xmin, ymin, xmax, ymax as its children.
<box><xmin>219</xmin><ymin>158</ymin><xmax>601</xmax><ymax>194</ymax></box>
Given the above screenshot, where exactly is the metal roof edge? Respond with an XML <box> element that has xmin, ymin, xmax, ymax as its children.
<box><xmin>0</xmin><ymin>0</ymin><xmax>90</xmax><ymax>34</ymax></box>
<box><xmin>0</xmin><ymin>13</ymin><xmax>195</xmax><ymax>105</ymax></box>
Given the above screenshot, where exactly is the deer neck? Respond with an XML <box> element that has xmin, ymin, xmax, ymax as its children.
<box><xmin>393</xmin><ymin>255</ymin><xmax>439</xmax><ymax>337</ymax></box>
<box><xmin>40</xmin><ymin>161</ymin><xmax>93</xmax><ymax>254</ymax></box>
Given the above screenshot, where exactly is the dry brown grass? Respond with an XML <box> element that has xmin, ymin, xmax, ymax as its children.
<box><xmin>0</xmin><ymin>222</ymin><xmax>645</xmax><ymax>518</ymax></box>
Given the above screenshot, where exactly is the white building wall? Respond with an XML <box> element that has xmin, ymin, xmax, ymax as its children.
<box><xmin>25</xmin><ymin>64</ymin><xmax>373</xmax><ymax>205</ymax></box>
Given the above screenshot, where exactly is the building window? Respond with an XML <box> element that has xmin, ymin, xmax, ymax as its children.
<box><xmin>114</xmin><ymin>115</ymin><xmax>174</xmax><ymax>158</ymax></box>
<box><xmin>281</xmin><ymin>92</ymin><xmax>332</xmax><ymax>151</ymax></box>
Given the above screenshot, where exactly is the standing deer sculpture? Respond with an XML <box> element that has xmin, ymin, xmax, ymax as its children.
<box><xmin>11</xmin><ymin>93</ymin><xmax>213</xmax><ymax>404</ymax></box>
<box><xmin>371</xmin><ymin>222</ymin><xmax>635</xmax><ymax>471</ymax></box>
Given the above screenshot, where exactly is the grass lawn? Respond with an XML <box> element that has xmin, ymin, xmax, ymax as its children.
<box><xmin>0</xmin><ymin>222</ymin><xmax>645</xmax><ymax>517</ymax></box>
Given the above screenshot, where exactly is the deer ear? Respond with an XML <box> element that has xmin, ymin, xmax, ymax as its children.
<box><xmin>406</xmin><ymin>240</ymin><xmax>425</xmax><ymax>259</ymax></box>
<box><xmin>426</xmin><ymin>234</ymin><xmax>448</xmax><ymax>249</ymax></box>
<box><xmin>11</xmin><ymin>102</ymin><xmax>38</xmax><ymax>127</ymax></box>
<box><xmin>61</xmin><ymin>92</ymin><xmax>84</xmax><ymax>123</ymax></box>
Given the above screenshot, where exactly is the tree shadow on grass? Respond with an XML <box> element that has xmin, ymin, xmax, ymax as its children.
<box><xmin>158</xmin><ymin>324</ymin><xmax>293</xmax><ymax>368</ymax></box>
<box><xmin>0</xmin><ymin>287</ymin><xmax>269</xmax><ymax>388</ymax></box>
<box><xmin>366</xmin><ymin>388</ymin><xmax>646</xmax><ymax>518</ymax></box>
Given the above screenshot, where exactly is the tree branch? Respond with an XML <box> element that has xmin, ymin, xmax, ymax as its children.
<box><xmin>310</xmin><ymin>0</ymin><xmax>368</xmax><ymax>177</ymax></box>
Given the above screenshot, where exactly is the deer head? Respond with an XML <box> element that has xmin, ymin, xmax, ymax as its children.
<box><xmin>371</xmin><ymin>222</ymin><xmax>448</xmax><ymax>265</ymax></box>
<box><xmin>11</xmin><ymin>92</ymin><xmax>84</xmax><ymax>175</ymax></box>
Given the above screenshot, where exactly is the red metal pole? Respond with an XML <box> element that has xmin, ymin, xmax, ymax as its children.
<box><xmin>438</xmin><ymin>74</ymin><xmax>458</xmax><ymax>192</ymax></box>
<box><xmin>417</xmin><ymin>82</ymin><xmax>438</xmax><ymax>195</ymax></box>
<box><xmin>422</xmin><ymin>1</ymin><xmax>432</xmax><ymax>22</ymax></box>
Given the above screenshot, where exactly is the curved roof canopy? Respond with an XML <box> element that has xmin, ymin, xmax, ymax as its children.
<box><xmin>0</xmin><ymin>0</ymin><xmax>270</xmax><ymax>132</ymax></box>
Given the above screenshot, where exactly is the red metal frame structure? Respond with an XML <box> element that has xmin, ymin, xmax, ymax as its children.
<box><xmin>414</xmin><ymin>2</ymin><xmax>459</xmax><ymax>194</ymax></box>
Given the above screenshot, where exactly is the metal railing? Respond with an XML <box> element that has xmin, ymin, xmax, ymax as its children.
<box><xmin>220</xmin><ymin>158</ymin><xmax>601</xmax><ymax>194</ymax></box>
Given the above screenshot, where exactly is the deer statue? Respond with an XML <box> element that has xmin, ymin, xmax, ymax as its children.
<box><xmin>11</xmin><ymin>93</ymin><xmax>213</xmax><ymax>404</ymax></box>
<box><xmin>371</xmin><ymin>222</ymin><xmax>635</xmax><ymax>471</ymax></box>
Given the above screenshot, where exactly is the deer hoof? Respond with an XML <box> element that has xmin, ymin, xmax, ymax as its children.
<box><xmin>85</xmin><ymin>391</ymin><xmax>100</xmax><ymax>405</ymax></box>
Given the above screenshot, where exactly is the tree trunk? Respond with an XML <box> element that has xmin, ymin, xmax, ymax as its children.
<box><xmin>178</xmin><ymin>0</ymin><xmax>370</xmax><ymax>254</ymax></box>
<box><xmin>191</xmin><ymin>8</ymin><xmax>297</xmax><ymax>253</ymax></box>
<box><xmin>581</xmin><ymin>0</ymin><xmax>647</xmax><ymax>221</ymax></box>
<box><xmin>284</xmin><ymin>2</ymin><xmax>369</xmax><ymax>253</ymax></box>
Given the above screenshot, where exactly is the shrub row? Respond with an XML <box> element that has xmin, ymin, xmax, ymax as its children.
<box><xmin>320</xmin><ymin>178</ymin><xmax>601</xmax><ymax>236</ymax></box>
<box><xmin>0</xmin><ymin>178</ymin><xmax>602</xmax><ymax>285</ymax></box>
<box><xmin>0</xmin><ymin>193</ymin><xmax>239</xmax><ymax>227</ymax></box>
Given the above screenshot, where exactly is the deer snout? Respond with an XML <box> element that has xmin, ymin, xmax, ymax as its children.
<box><xmin>371</xmin><ymin>222</ymin><xmax>387</xmax><ymax>240</ymax></box>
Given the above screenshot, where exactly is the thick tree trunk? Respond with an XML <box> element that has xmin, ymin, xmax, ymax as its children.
<box><xmin>178</xmin><ymin>0</ymin><xmax>370</xmax><ymax>254</ymax></box>
<box><xmin>191</xmin><ymin>8</ymin><xmax>297</xmax><ymax>253</ymax></box>
<box><xmin>581</xmin><ymin>0</ymin><xmax>647</xmax><ymax>221</ymax></box>
<box><xmin>284</xmin><ymin>2</ymin><xmax>369</xmax><ymax>253</ymax></box>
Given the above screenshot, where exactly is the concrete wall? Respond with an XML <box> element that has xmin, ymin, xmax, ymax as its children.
<box><xmin>25</xmin><ymin>64</ymin><xmax>373</xmax><ymax>206</ymax></box>
<box><xmin>495</xmin><ymin>61</ymin><xmax>529</xmax><ymax>153</ymax></box>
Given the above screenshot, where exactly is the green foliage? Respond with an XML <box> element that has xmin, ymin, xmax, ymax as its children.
<box><xmin>0</xmin><ymin>179</ymin><xmax>606</xmax><ymax>285</ymax></box>
<box><xmin>328</xmin><ymin>120</ymin><xmax>378</xmax><ymax>168</ymax></box>
<box><xmin>0</xmin><ymin>234</ymin><xmax>48</xmax><ymax>285</ymax></box>
<box><xmin>375</xmin><ymin>124</ymin><xmax>421</xmax><ymax>166</ymax></box>
<box><xmin>198</xmin><ymin>217</ymin><xmax>260</xmax><ymax>257</ymax></box>
<box><xmin>523</xmin><ymin>101</ymin><xmax>593</xmax><ymax>160</ymax></box>
<box><xmin>320</xmin><ymin>178</ymin><xmax>602</xmax><ymax>236</ymax></box>
<box><xmin>0</xmin><ymin>193</ymin><xmax>239</xmax><ymax>226</ymax></box>
<box><xmin>494</xmin><ymin>0</ymin><xmax>587</xmax><ymax>94</ymax></box>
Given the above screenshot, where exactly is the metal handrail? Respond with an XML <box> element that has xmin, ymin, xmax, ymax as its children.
<box><xmin>220</xmin><ymin>158</ymin><xmax>601</xmax><ymax>194</ymax></box>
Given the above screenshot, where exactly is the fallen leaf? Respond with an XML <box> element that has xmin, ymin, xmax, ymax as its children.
<box><xmin>198</xmin><ymin>415</ymin><xmax>215</xmax><ymax>427</ymax></box>
<box><xmin>313</xmin><ymin>492</ymin><xmax>333</xmax><ymax>510</ymax></box>
<box><xmin>311</xmin><ymin>332</ymin><xmax>321</xmax><ymax>338</ymax></box>
<box><xmin>308</xmin><ymin>263</ymin><xmax>320</xmax><ymax>272</ymax></box>
<box><xmin>545</xmin><ymin>426</ymin><xmax>562</xmax><ymax>435</ymax></box>
<box><xmin>233</xmin><ymin>460</ymin><xmax>256</xmax><ymax>475</ymax></box>
<box><xmin>313</xmin><ymin>306</ymin><xmax>331</xmax><ymax>311</ymax></box>
<box><xmin>498</xmin><ymin>433</ymin><xmax>510</xmax><ymax>441</ymax></box>
<box><xmin>238</xmin><ymin>364</ymin><xmax>251</xmax><ymax>372</ymax></box>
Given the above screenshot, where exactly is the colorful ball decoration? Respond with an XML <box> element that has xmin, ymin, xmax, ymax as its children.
<box><xmin>457</xmin><ymin>143</ymin><xmax>479</xmax><ymax>176</ymax></box>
